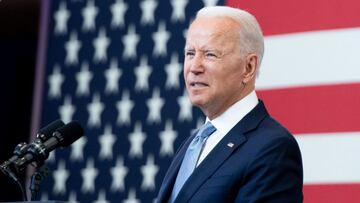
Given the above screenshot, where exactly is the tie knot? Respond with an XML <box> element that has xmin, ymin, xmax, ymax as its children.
<box><xmin>189</xmin><ymin>122</ymin><xmax>216</xmax><ymax>150</ymax></box>
<box><xmin>197</xmin><ymin>122</ymin><xmax>216</xmax><ymax>139</ymax></box>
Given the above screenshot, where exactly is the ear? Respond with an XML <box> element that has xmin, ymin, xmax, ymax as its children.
<box><xmin>243</xmin><ymin>54</ymin><xmax>258</xmax><ymax>84</ymax></box>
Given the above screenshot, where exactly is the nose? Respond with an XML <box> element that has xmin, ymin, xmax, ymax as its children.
<box><xmin>189</xmin><ymin>54</ymin><xmax>204</xmax><ymax>75</ymax></box>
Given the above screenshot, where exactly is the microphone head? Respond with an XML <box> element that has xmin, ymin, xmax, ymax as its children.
<box><xmin>53</xmin><ymin>121</ymin><xmax>84</xmax><ymax>147</ymax></box>
<box><xmin>37</xmin><ymin>119</ymin><xmax>65</xmax><ymax>141</ymax></box>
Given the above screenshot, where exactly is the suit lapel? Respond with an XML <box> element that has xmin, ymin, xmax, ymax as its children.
<box><xmin>175</xmin><ymin>101</ymin><xmax>269</xmax><ymax>203</ymax></box>
<box><xmin>174</xmin><ymin>129</ymin><xmax>247</xmax><ymax>203</ymax></box>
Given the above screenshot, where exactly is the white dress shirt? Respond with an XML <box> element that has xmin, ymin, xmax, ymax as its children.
<box><xmin>196</xmin><ymin>91</ymin><xmax>259</xmax><ymax>166</ymax></box>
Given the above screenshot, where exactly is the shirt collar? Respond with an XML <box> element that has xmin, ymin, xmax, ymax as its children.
<box><xmin>207</xmin><ymin>91</ymin><xmax>259</xmax><ymax>135</ymax></box>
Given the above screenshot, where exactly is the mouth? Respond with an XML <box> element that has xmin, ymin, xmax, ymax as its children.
<box><xmin>190</xmin><ymin>82</ymin><xmax>209</xmax><ymax>87</ymax></box>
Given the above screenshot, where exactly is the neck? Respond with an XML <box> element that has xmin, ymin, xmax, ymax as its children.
<box><xmin>204</xmin><ymin>86</ymin><xmax>255</xmax><ymax>120</ymax></box>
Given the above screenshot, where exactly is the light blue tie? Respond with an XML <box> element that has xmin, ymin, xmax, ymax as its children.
<box><xmin>169</xmin><ymin>122</ymin><xmax>216</xmax><ymax>202</ymax></box>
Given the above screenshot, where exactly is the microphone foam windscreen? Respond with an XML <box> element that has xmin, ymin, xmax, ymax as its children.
<box><xmin>55</xmin><ymin>121</ymin><xmax>84</xmax><ymax>147</ymax></box>
<box><xmin>38</xmin><ymin>119</ymin><xmax>65</xmax><ymax>140</ymax></box>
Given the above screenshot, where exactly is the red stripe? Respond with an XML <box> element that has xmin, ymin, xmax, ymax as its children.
<box><xmin>257</xmin><ymin>83</ymin><xmax>360</xmax><ymax>134</ymax></box>
<box><xmin>226</xmin><ymin>0</ymin><xmax>360</xmax><ymax>36</ymax></box>
<box><xmin>304</xmin><ymin>184</ymin><xmax>360</xmax><ymax>203</ymax></box>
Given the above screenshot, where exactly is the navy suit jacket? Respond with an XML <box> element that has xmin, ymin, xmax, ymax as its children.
<box><xmin>157</xmin><ymin>101</ymin><xmax>303</xmax><ymax>203</ymax></box>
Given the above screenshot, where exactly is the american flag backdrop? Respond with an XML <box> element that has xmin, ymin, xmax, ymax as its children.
<box><xmin>31</xmin><ymin>0</ymin><xmax>360</xmax><ymax>202</ymax></box>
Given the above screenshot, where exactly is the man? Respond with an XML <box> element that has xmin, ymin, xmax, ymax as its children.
<box><xmin>157</xmin><ymin>6</ymin><xmax>303</xmax><ymax>203</ymax></box>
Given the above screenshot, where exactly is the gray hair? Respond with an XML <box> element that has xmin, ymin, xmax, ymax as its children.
<box><xmin>196</xmin><ymin>6</ymin><xmax>265</xmax><ymax>69</ymax></box>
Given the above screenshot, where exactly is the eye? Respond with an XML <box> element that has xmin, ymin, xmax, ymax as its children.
<box><xmin>185</xmin><ymin>50</ymin><xmax>195</xmax><ymax>58</ymax></box>
<box><xmin>205</xmin><ymin>52</ymin><xmax>218</xmax><ymax>59</ymax></box>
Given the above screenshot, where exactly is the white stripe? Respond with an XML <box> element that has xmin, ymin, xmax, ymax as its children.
<box><xmin>257</xmin><ymin>28</ymin><xmax>360</xmax><ymax>90</ymax></box>
<box><xmin>295</xmin><ymin>132</ymin><xmax>360</xmax><ymax>184</ymax></box>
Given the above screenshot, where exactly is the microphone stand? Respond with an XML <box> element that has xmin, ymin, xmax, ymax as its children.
<box><xmin>0</xmin><ymin>141</ymin><xmax>50</xmax><ymax>201</ymax></box>
<box><xmin>29</xmin><ymin>164</ymin><xmax>49</xmax><ymax>201</ymax></box>
<box><xmin>0</xmin><ymin>162</ymin><xmax>28</xmax><ymax>201</ymax></box>
<box><xmin>0</xmin><ymin>142</ymin><xmax>29</xmax><ymax>201</ymax></box>
<box><xmin>1</xmin><ymin>151</ymin><xmax>51</xmax><ymax>201</ymax></box>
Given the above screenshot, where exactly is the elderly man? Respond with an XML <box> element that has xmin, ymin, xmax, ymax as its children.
<box><xmin>157</xmin><ymin>6</ymin><xmax>303</xmax><ymax>203</ymax></box>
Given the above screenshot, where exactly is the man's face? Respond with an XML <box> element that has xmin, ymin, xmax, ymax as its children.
<box><xmin>184</xmin><ymin>16</ymin><xmax>247</xmax><ymax>119</ymax></box>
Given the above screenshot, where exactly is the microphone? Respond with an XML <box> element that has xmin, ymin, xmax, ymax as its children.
<box><xmin>0</xmin><ymin>120</ymin><xmax>83</xmax><ymax>202</ymax></box>
<box><xmin>12</xmin><ymin>121</ymin><xmax>84</xmax><ymax>170</ymax></box>
<box><xmin>0</xmin><ymin>120</ymin><xmax>65</xmax><ymax>169</ymax></box>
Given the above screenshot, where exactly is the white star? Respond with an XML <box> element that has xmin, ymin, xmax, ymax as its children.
<box><xmin>152</xmin><ymin>21</ymin><xmax>170</xmax><ymax>57</ymax></box>
<box><xmin>53</xmin><ymin>160</ymin><xmax>69</xmax><ymax>194</ymax></box>
<box><xmin>65</xmin><ymin>31</ymin><xmax>82</xmax><ymax>66</ymax></box>
<box><xmin>98</xmin><ymin>124</ymin><xmax>117</xmax><ymax>160</ymax></box>
<box><xmin>146</xmin><ymin>88</ymin><xmax>164</xmax><ymax>123</ymax></box>
<box><xmin>47</xmin><ymin>151</ymin><xmax>56</xmax><ymax>162</ymax></box>
<box><xmin>81</xmin><ymin>0</ymin><xmax>98</xmax><ymax>32</ymax></box>
<box><xmin>140</xmin><ymin>155</ymin><xmax>159</xmax><ymax>191</ymax></box>
<box><xmin>134</xmin><ymin>56</ymin><xmax>152</xmax><ymax>92</ymax></box>
<box><xmin>140</xmin><ymin>0</ymin><xmax>158</xmax><ymax>25</ymax></box>
<box><xmin>81</xmin><ymin>158</ymin><xmax>99</xmax><ymax>193</ymax></box>
<box><xmin>93</xmin><ymin>28</ymin><xmax>110</xmax><ymax>63</ymax></box>
<box><xmin>177</xmin><ymin>90</ymin><xmax>193</xmax><ymax>121</ymax></box>
<box><xmin>59</xmin><ymin>96</ymin><xmax>76</xmax><ymax>124</ymax></box>
<box><xmin>170</xmin><ymin>0</ymin><xmax>188</xmax><ymax>22</ymax></box>
<box><xmin>76</xmin><ymin>61</ymin><xmax>93</xmax><ymax>96</ymax></box>
<box><xmin>87</xmin><ymin>93</ymin><xmax>105</xmax><ymax>128</ymax></box>
<box><xmin>104</xmin><ymin>58</ymin><xmax>122</xmax><ymax>94</ymax></box>
<box><xmin>110</xmin><ymin>157</ymin><xmax>128</xmax><ymax>192</ymax></box>
<box><xmin>70</xmin><ymin>136</ymin><xmax>87</xmax><ymax>161</ymax></box>
<box><xmin>122</xmin><ymin>24</ymin><xmax>140</xmax><ymax>60</ymax></box>
<box><xmin>110</xmin><ymin>0</ymin><xmax>128</xmax><ymax>28</ymax></box>
<box><xmin>54</xmin><ymin>1</ymin><xmax>70</xmax><ymax>35</ymax></box>
<box><xmin>202</xmin><ymin>0</ymin><xmax>219</xmax><ymax>7</ymax></box>
<box><xmin>48</xmin><ymin>64</ymin><xmax>64</xmax><ymax>99</ymax></box>
<box><xmin>116</xmin><ymin>90</ymin><xmax>134</xmax><ymax>126</ymax></box>
<box><xmin>68</xmin><ymin>191</ymin><xmax>78</xmax><ymax>203</ymax></box>
<box><xmin>123</xmin><ymin>189</ymin><xmax>140</xmax><ymax>203</ymax></box>
<box><xmin>128</xmin><ymin>122</ymin><xmax>146</xmax><ymax>158</ymax></box>
<box><xmin>93</xmin><ymin>190</ymin><xmax>109</xmax><ymax>203</ymax></box>
<box><xmin>165</xmin><ymin>53</ymin><xmax>182</xmax><ymax>89</ymax></box>
<box><xmin>159</xmin><ymin>120</ymin><xmax>177</xmax><ymax>156</ymax></box>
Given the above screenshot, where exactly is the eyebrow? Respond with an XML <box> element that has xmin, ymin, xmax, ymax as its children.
<box><xmin>184</xmin><ymin>47</ymin><xmax>220</xmax><ymax>53</ymax></box>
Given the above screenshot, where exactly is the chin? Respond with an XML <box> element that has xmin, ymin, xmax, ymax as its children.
<box><xmin>189</xmin><ymin>96</ymin><xmax>208</xmax><ymax>109</ymax></box>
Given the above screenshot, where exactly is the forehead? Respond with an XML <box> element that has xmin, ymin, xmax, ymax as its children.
<box><xmin>185</xmin><ymin>16</ymin><xmax>241</xmax><ymax>48</ymax></box>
